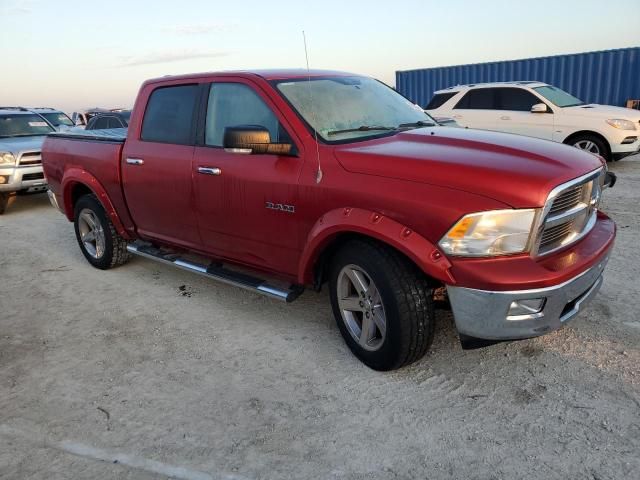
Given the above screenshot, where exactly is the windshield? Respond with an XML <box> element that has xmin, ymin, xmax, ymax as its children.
<box><xmin>533</xmin><ymin>86</ymin><xmax>585</xmax><ymax>108</ymax></box>
<box><xmin>41</xmin><ymin>112</ymin><xmax>74</xmax><ymax>127</ymax></box>
<box><xmin>0</xmin><ymin>114</ymin><xmax>55</xmax><ymax>137</ymax></box>
<box><xmin>275</xmin><ymin>76</ymin><xmax>434</xmax><ymax>142</ymax></box>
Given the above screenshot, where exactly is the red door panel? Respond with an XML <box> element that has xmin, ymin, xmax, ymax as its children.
<box><xmin>193</xmin><ymin>147</ymin><xmax>302</xmax><ymax>275</ymax></box>
<box><xmin>122</xmin><ymin>141</ymin><xmax>199</xmax><ymax>246</ymax></box>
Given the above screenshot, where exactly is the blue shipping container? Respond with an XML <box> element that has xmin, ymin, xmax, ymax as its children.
<box><xmin>396</xmin><ymin>47</ymin><xmax>640</xmax><ymax>108</ymax></box>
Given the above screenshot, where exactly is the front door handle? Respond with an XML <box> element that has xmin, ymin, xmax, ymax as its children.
<box><xmin>500</xmin><ymin>115</ymin><xmax>511</xmax><ymax>120</ymax></box>
<box><xmin>126</xmin><ymin>158</ymin><xmax>144</xmax><ymax>165</ymax></box>
<box><xmin>198</xmin><ymin>167</ymin><xmax>222</xmax><ymax>176</ymax></box>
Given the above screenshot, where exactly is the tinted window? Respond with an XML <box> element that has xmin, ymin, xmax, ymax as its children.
<box><xmin>87</xmin><ymin>116</ymin><xmax>111</xmax><ymax>130</ymax></box>
<box><xmin>454</xmin><ymin>89</ymin><xmax>496</xmax><ymax>109</ymax></box>
<box><xmin>141</xmin><ymin>85</ymin><xmax>198</xmax><ymax>144</ymax></box>
<box><xmin>496</xmin><ymin>88</ymin><xmax>541</xmax><ymax>111</ymax></box>
<box><xmin>205</xmin><ymin>83</ymin><xmax>288</xmax><ymax>147</ymax></box>
<box><xmin>425</xmin><ymin>92</ymin><xmax>457</xmax><ymax>110</ymax></box>
<box><xmin>107</xmin><ymin>117</ymin><xmax>123</xmax><ymax>129</ymax></box>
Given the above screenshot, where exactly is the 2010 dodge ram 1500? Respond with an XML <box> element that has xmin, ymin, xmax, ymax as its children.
<box><xmin>42</xmin><ymin>69</ymin><xmax>617</xmax><ymax>370</ymax></box>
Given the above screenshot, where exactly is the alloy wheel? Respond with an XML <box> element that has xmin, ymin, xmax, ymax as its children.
<box><xmin>336</xmin><ymin>264</ymin><xmax>387</xmax><ymax>351</ymax></box>
<box><xmin>78</xmin><ymin>208</ymin><xmax>106</xmax><ymax>259</ymax></box>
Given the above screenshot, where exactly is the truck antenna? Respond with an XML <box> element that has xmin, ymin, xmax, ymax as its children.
<box><xmin>303</xmin><ymin>30</ymin><xmax>322</xmax><ymax>184</ymax></box>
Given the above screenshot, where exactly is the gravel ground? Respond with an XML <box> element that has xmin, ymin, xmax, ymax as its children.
<box><xmin>1</xmin><ymin>155</ymin><xmax>639</xmax><ymax>480</ymax></box>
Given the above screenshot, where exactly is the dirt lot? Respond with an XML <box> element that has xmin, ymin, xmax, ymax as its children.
<box><xmin>1</xmin><ymin>156</ymin><xmax>639</xmax><ymax>480</ymax></box>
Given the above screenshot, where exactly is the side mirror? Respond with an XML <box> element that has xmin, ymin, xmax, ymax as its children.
<box><xmin>223</xmin><ymin>125</ymin><xmax>292</xmax><ymax>155</ymax></box>
<box><xmin>531</xmin><ymin>103</ymin><xmax>549</xmax><ymax>113</ymax></box>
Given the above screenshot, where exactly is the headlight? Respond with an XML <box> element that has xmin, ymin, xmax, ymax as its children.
<box><xmin>439</xmin><ymin>209</ymin><xmax>537</xmax><ymax>257</ymax></box>
<box><xmin>0</xmin><ymin>152</ymin><xmax>15</xmax><ymax>165</ymax></box>
<box><xmin>605</xmin><ymin>119</ymin><xmax>636</xmax><ymax>131</ymax></box>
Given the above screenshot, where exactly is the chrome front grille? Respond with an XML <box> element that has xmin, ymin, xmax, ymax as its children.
<box><xmin>18</xmin><ymin>151</ymin><xmax>42</xmax><ymax>166</ymax></box>
<box><xmin>534</xmin><ymin>168</ymin><xmax>603</xmax><ymax>256</ymax></box>
<box><xmin>548</xmin><ymin>185</ymin><xmax>583</xmax><ymax>215</ymax></box>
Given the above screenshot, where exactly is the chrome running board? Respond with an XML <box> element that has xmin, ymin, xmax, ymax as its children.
<box><xmin>127</xmin><ymin>241</ymin><xmax>303</xmax><ymax>303</ymax></box>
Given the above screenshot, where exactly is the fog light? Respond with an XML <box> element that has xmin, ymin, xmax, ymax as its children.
<box><xmin>621</xmin><ymin>136</ymin><xmax>638</xmax><ymax>144</ymax></box>
<box><xmin>507</xmin><ymin>298</ymin><xmax>546</xmax><ymax>319</ymax></box>
<box><xmin>0</xmin><ymin>175</ymin><xmax>8</xmax><ymax>184</ymax></box>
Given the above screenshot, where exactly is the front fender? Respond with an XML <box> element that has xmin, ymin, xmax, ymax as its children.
<box><xmin>61</xmin><ymin>168</ymin><xmax>131</xmax><ymax>239</ymax></box>
<box><xmin>298</xmin><ymin>207</ymin><xmax>455</xmax><ymax>285</ymax></box>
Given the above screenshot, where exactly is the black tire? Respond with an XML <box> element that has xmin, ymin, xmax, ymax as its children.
<box><xmin>73</xmin><ymin>194</ymin><xmax>130</xmax><ymax>269</ymax></box>
<box><xmin>568</xmin><ymin>134</ymin><xmax>610</xmax><ymax>162</ymax></box>
<box><xmin>329</xmin><ymin>239</ymin><xmax>435</xmax><ymax>371</ymax></box>
<box><xmin>0</xmin><ymin>192</ymin><xmax>9</xmax><ymax>215</ymax></box>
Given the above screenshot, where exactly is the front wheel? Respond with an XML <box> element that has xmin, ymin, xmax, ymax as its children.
<box><xmin>329</xmin><ymin>240</ymin><xmax>435</xmax><ymax>371</ymax></box>
<box><xmin>570</xmin><ymin>134</ymin><xmax>610</xmax><ymax>161</ymax></box>
<box><xmin>73</xmin><ymin>194</ymin><xmax>130</xmax><ymax>269</ymax></box>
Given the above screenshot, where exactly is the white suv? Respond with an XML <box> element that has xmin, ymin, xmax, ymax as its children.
<box><xmin>425</xmin><ymin>82</ymin><xmax>640</xmax><ymax>161</ymax></box>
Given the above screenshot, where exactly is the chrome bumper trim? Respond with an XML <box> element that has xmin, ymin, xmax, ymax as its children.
<box><xmin>447</xmin><ymin>253</ymin><xmax>610</xmax><ymax>340</ymax></box>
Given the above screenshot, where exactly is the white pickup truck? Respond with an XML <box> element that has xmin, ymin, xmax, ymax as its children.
<box><xmin>426</xmin><ymin>82</ymin><xmax>640</xmax><ymax>161</ymax></box>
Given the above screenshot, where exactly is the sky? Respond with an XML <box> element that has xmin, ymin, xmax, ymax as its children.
<box><xmin>1</xmin><ymin>0</ymin><xmax>638</xmax><ymax>114</ymax></box>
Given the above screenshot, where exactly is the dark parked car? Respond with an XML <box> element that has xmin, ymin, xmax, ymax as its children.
<box><xmin>85</xmin><ymin>110</ymin><xmax>131</xmax><ymax>130</ymax></box>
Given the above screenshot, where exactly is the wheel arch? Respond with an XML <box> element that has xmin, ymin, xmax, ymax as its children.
<box><xmin>298</xmin><ymin>207</ymin><xmax>455</xmax><ymax>288</ymax></box>
<box><xmin>61</xmin><ymin>168</ymin><xmax>131</xmax><ymax>239</ymax></box>
<box><xmin>562</xmin><ymin>130</ymin><xmax>611</xmax><ymax>159</ymax></box>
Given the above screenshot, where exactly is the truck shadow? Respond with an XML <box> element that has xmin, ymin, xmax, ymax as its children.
<box><xmin>1</xmin><ymin>192</ymin><xmax>50</xmax><ymax>216</ymax></box>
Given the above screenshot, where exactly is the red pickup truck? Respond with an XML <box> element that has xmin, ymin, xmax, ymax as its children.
<box><xmin>42</xmin><ymin>69</ymin><xmax>616</xmax><ymax>370</ymax></box>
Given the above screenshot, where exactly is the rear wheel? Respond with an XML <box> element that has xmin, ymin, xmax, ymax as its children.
<box><xmin>329</xmin><ymin>240</ymin><xmax>435</xmax><ymax>371</ymax></box>
<box><xmin>73</xmin><ymin>194</ymin><xmax>130</xmax><ymax>269</ymax></box>
<box><xmin>0</xmin><ymin>192</ymin><xmax>10</xmax><ymax>215</ymax></box>
<box><xmin>569</xmin><ymin>134</ymin><xmax>610</xmax><ymax>161</ymax></box>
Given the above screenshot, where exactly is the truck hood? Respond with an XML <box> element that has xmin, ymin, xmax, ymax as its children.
<box><xmin>0</xmin><ymin>135</ymin><xmax>46</xmax><ymax>156</ymax></box>
<box><xmin>563</xmin><ymin>104</ymin><xmax>640</xmax><ymax>121</ymax></box>
<box><xmin>333</xmin><ymin>127</ymin><xmax>603</xmax><ymax>208</ymax></box>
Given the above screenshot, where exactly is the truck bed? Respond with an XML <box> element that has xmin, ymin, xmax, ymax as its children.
<box><xmin>49</xmin><ymin>127</ymin><xmax>127</xmax><ymax>143</ymax></box>
<box><xmin>42</xmin><ymin>128</ymin><xmax>134</xmax><ymax>233</ymax></box>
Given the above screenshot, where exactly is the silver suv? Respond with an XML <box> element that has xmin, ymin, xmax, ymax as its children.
<box><xmin>0</xmin><ymin>108</ymin><xmax>54</xmax><ymax>214</ymax></box>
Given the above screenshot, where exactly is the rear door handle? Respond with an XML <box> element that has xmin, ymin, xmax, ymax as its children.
<box><xmin>126</xmin><ymin>158</ymin><xmax>144</xmax><ymax>165</ymax></box>
<box><xmin>198</xmin><ymin>167</ymin><xmax>222</xmax><ymax>176</ymax></box>
<box><xmin>452</xmin><ymin>115</ymin><xmax>462</xmax><ymax>119</ymax></box>
<box><xmin>500</xmin><ymin>115</ymin><xmax>511</xmax><ymax>120</ymax></box>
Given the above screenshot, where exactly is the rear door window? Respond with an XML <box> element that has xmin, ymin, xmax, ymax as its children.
<box><xmin>425</xmin><ymin>92</ymin><xmax>457</xmax><ymax>110</ymax></box>
<box><xmin>141</xmin><ymin>84</ymin><xmax>198</xmax><ymax>144</ymax></box>
<box><xmin>454</xmin><ymin>88</ymin><xmax>497</xmax><ymax>109</ymax></box>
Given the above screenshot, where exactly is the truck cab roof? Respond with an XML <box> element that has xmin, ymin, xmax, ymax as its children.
<box><xmin>145</xmin><ymin>69</ymin><xmax>361</xmax><ymax>85</ymax></box>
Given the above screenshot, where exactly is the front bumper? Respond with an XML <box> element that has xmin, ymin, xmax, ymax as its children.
<box><xmin>0</xmin><ymin>165</ymin><xmax>47</xmax><ymax>193</ymax></box>
<box><xmin>447</xmin><ymin>252</ymin><xmax>610</xmax><ymax>340</ymax></box>
<box><xmin>610</xmin><ymin>131</ymin><xmax>640</xmax><ymax>156</ymax></box>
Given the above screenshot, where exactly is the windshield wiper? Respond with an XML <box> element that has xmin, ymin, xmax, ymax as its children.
<box><xmin>397</xmin><ymin>120</ymin><xmax>436</xmax><ymax>128</ymax></box>
<box><xmin>327</xmin><ymin>125</ymin><xmax>396</xmax><ymax>136</ymax></box>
